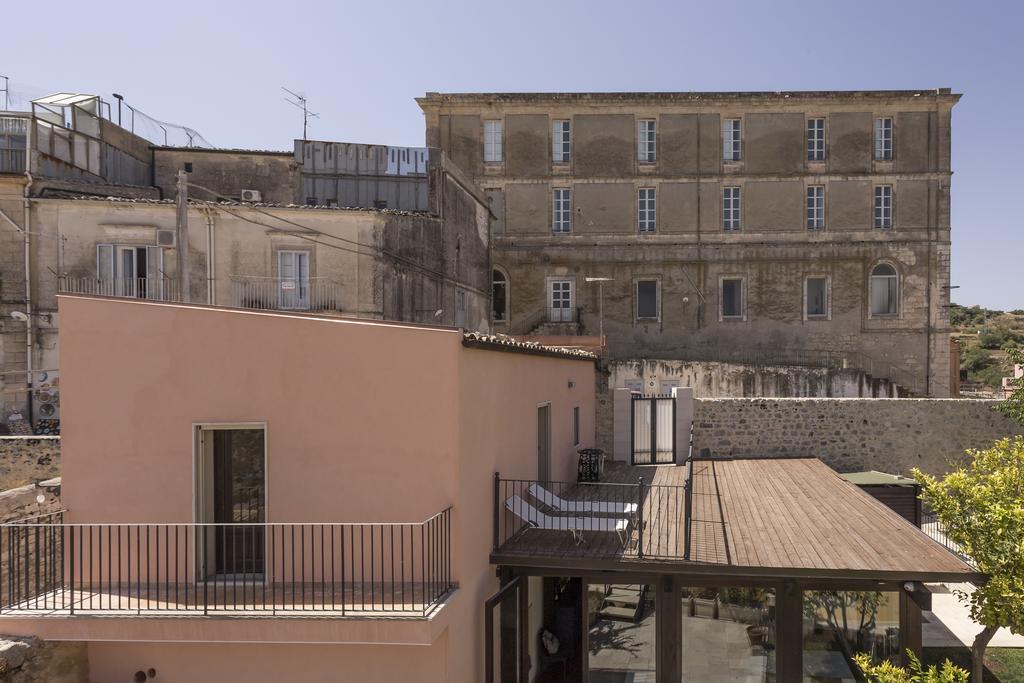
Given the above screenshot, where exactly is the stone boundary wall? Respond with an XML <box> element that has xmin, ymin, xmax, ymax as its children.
<box><xmin>0</xmin><ymin>636</ymin><xmax>87</xmax><ymax>682</ymax></box>
<box><xmin>0</xmin><ymin>437</ymin><xmax>60</xmax><ymax>492</ymax></box>
<box><xmin>692</xmin><ymin>398</ymin><xmax>1024</xmax><ymax>476</ymax></box>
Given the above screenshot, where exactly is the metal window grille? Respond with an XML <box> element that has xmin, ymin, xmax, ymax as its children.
<box><xmin>637</xmin><ymin>188</ymin><xmax>656</xmax><ymax>232</ymax></box>
<box><xmin>637</xmin><ymin>119</ymin><xmax>656</xmax><ymax>162</ymax></box>
<box><xmin>723</xmin><ymin>119</ymin><xmax>742</xmax><ymax>161</ymax></box>
<box><xmin>552</xmin><ymin>120</ymin><xmax>571</xmax><ymax>163</ymax></box>
<box><xmin>874</xmin><ymin>185</ymin><xmax>893</xmax><ymax>228</ymax></box>
<box><xmin>807</xmin><ymin>118</ymin><xmax>825</xmax><ymax>161</ymax></box>
<box><xmin>874</xmin><ymin>117</ymin><xmax>893</xmax><ymax>160</ymax></box>
<box><xmin>484</xmin><ymin>120</ymin><xmax>503</xmax><ymax>162</ymax></box>
<box><xmin>552</xmin><ymin>188</ymin><xmax>572</xmax><ymax>233</ymax></box>
<box><xmin>806</xmin><ymin>185</ymin><xmax>825</xmax><ymax>229</ymax></box>
<box><xmin>723</xmin><ymin>187</ymin><xmax>742</xmax><ymax>230</ymax></box>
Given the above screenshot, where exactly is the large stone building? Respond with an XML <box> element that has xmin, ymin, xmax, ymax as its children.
<box><xmin>417</xmin><ymin>89</ymin><xmax>960</xmax><ymax>397</ymax></box>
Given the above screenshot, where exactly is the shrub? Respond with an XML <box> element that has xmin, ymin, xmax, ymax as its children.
<box><xmin>854</xmin><ymin>651</ymin><xmax>969</xmax><ymax>682</ymax></box>
<box><xmin>961</xmin><ymin>346</ymin><xmax>995</xmax><ymax>374</ymax></box>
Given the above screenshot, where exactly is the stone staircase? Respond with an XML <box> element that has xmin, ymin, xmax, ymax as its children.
<box><xmin>597</xmin><ymin>584</ymin><xmax>647</xmax><ymax>622</ymax></box>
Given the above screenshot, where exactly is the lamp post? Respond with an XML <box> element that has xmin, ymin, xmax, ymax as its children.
<box><xmin>585</xmin><ymin>277</ymin><xmax>614</xmax><ymax>339</ymax></box>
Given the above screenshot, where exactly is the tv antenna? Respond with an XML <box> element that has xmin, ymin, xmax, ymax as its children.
<box><xmin>282</xmin><ymin>87</ymin><xmax>319</xmax><ymax>140</ymax></box>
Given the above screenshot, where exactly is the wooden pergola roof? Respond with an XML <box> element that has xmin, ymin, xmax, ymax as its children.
<box><xmin>493</xmin><ymin>457</ymin><xmax>981</xmax><ymax>583</ymax></box>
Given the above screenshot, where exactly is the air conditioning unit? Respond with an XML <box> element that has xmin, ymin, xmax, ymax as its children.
<box><xmin>240</xmin><ymin>189</ymin><xmax>262</xmax><ymax>202</ymax></box>
<box><xmin>156</xmin><ymin>229</ymin><xmax>176</xmax><ymax>247</ymax></box>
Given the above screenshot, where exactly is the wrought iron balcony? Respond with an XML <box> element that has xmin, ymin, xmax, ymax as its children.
<box><xmin>58</xmin><ymin>276</ymin><xmax>181</xmax><ymax>302</ymax></box>
<box><xmin>230</xmin><ymin>276</ymin><xmax>343</xmax><ymax>313</ymax></box>
<box><xmin>0</xmin><ymin>509</ymin><xmax>454</xmax><ymax>617</ymax></box>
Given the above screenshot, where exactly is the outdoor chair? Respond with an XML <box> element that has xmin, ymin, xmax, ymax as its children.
<box><xmin>504</xmin><ymin>495</ymin><xmax>630</xmax><ymax>545</ymax></box>
<box><xmin>527</xmin><ymin>483</ymin><xmax>638</xmax><ymax>518</ymax></box>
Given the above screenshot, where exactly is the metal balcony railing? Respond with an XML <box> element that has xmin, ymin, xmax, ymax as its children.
<box><xmin>0</xmin><ymin>508</ymin><xmax>454</xmax><ymax>617</ymax></box>
<box><xmin>230</xmin><ymin>276</ymin><xmax>343</xmax><ymax>313</ymax></box>
<box><xmin>58</xmin><ymin>276</ymin><xmax>181</xmax><ymax>302</ymax></box>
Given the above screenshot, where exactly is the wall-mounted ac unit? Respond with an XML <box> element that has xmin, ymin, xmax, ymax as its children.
<box><xmin>240</xmin><ymin>189</ymin><xmax>262</xmax><ymax>202</ymax></box>
<box><xmin>156</xmin><ymin>229</ymin><xmax>176</xmax><ymax>247</ymax></box>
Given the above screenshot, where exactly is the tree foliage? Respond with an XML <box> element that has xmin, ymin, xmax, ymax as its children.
<box><xmin>854</xmin><ymin>651</ymin><xmax>969</xmax><ymax>683</ymax></box>
<box><xmin>803</xmin><ymin>590</ymin><xmax>884</xmax><ymax>661</ymax></box>
<box><xmin>914</xmin><ymin>437</ymin><xmax>1024</xmax><ymax>681</ymax></box>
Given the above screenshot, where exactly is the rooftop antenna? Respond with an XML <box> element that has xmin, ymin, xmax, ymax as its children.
<box><xmin>282</xmin><ymin>87</ymin><xmax>319</xmax><ymax>141</ymax></box>
<box><xmin>1</xmin><ymin>76</ymin><xmax>8</xmax><ymax>110</ymax></box>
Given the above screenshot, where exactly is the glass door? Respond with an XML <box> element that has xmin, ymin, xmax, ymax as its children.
<box><xmin>278</xmin><ymin>250</ymin><xmax>310</xmax><ymax>309</ymax></box>
<box><xmin>549</xmin><ymin>280</ymin><xmax>574</xmax><ymax>322</ymax></box>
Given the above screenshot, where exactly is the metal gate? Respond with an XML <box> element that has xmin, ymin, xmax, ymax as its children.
<box><xmin>631</xmin><ymin>395</ymin><xmax>676</xmax><ymax>465</ymax></box>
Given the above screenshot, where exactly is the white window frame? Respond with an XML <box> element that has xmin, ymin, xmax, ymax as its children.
<box><xmin>634</xmin><ymin>278</ymin><xmax>661</xmax><ymax>322</ymax></box>
<box><xmin>552</xmin><ymin>188</ymin><xmax>572</xmax><ymax>233</ymax></box>
<box><xmin>637</xmin><ymin>187</ymin><xmax>657</xmax><ymax>233</ymax></box>
<box><xmin>637</xmin><ymin>119</ymin><xmax>657</xmax><ymax>163</ymax></box>
<box><xmin>807</xmin><ymin>118</ymin><xmax>825</xmax><ymax>161</ymax></box>
<box><xmin>96</xmin><ymin>243</ymin><xmax>165</xmax><ymax>299</ymax></box>
<box><xmin>552</xmin><ymin>119</ymin><xmax>571</xmax><ymax>164</ymax></box>
<box><xmin>869</xmin><ymin>263</ymin><xmax>900</xmax><ymax>318</ymax></box>
<box><xmin>723</xmin><ymin>118</ymin><xmax>742</xmax><ymax>161</ymax></box>
<box><xmin>277</xmin><ymin>249</ymin><xmax>311</xmax><ymax>310</ymax></box>
<box><xmin>806</xmin><ymin>185</ymin><xmax>825</xmax><ymax>230</ymax></box>
<box><xmin>803</xmin><ymin>275</ymin><xmax>831</xmax><ymax>320</ymax></box>
<box><xmin>874</xmin><ymin>117</ymin><xmax>893</xmax><ymax>161</ymax></box>
<box><xmin>548</xmin><ymin>278</ymin><xmax>575</xmax><ymax>323</ymax></box>
<box><xmin>874</xmin><ymin>185</ymin><xmax>893</xmax><ymax>229</ymax></box>
<box><xmin>483</xmin><ymin>119</ymin><xmax>503</xmax><ymax>163</ymax></box>
<box><xmin>719</xmin><ymin>276</ymin><xmax>746</xmax><ymax>321</ymax></box>
<box><xmin>723</xmin><ymin>186</ymin><xmax>742</xmax><ymax>231</ymax></box>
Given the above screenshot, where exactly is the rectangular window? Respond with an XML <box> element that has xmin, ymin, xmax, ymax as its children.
<box><xmin>874</xmin><ymin>117</ymin><xmax>893</xmax><ymax>160</ymax></box>
<box><xmin>638</xmin><ymin>188</ymin><xmax>657</xmax><ymax>233</ymax></box>
<box><xmin>805</xmin><ymin>276</ymin><xmax>829</xmax><ymax>318</ymax></box>
<box><xmin>572</xmin><ymin>406</ymin><xmax>580</xmax><ymax>447</ymax></box>
<box><xmin>723</xmin><ymin>187</ymin><xmax>742</xmax><ymax>231</ymax></box>
<box><xmin>723</xmin><ymin>118</ymin><xmax>742</xmax><ymax>161</ymax></box>
<box><xmin>552</xmin><ymin>120</ymin><xmax>571</xmax><ymax>163</ymax></box>
<box><xmin>636</xmin><ymin>280</ymin><xmax>659</xmax><ymax>320</ymax></box>
<box><xmin>807</xmin><ymin>118</ymin><xmax>825</xmax><ymax>161</ymax></box>
<box><xmin>806</xmin><ymin>185</ymin><xmax>825</xmax><ymax>230</ymax></box>
<box><xmin>96</xmin><ymin>244</ymin><xmax>165</xmax><ymax>299</ymax></box>
<box><xmin>549</xmin><ymin>280</ymin><xmax>574</xmax><ymax>322</ymax></box>
<box><xmin>637</xmin><ymin>119</ymin><xmax>656</xmax><ymax>162</ymax></box>
<box><xmin>721</xmin><ymin>277</ymin><xmax>745</xmax><ymax>320</ymax></box>
<box><xmin>874</xmin><ymin>185</ymin><xmax>893</xmax><ymax>228</ymax></box>
<box><xmin>552</xmin><ymin>188</ymin><xmax>571</xmax><ymax>233</ymax></box>
<box><xmin>483</xmin><ymin>119</ymin><xmax>503</xmax><ymax>162</ymax></box>
<box><xmin>278</xmin><ymin>250</ymin><xmax>311</xmax><ymax>309</ymax></box>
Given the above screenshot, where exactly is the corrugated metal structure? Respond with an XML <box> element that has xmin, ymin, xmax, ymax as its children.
<box><xmin>295</xmin><ymin>140</ymin><xmax>432</xmax><ymax>211</ymax></box>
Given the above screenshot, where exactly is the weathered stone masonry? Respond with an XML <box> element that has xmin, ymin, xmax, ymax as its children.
<box><xmin>0</xmin><ymin>438</ymin><xmax>59</xmax><ymax>493</ymax></box>
<box><xmin>691</xmin><ymin>398</ymin><xmax>1024</xmax><ymax>476</ymax></box>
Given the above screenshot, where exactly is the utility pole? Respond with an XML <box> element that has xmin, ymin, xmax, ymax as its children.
<box><xmin>1</xmin><ymin>75</ymin><xmax>9</xmax><ymax>111</ymax></box>
<box><xmin>585</xmin><ymin>277</ymin><xmax>614</xmax><ymax>340</ymax></box>
<box><xmin>176</xmin><ymin>170</ymin><xmax>191</xmax><ymax>303</ymax></box>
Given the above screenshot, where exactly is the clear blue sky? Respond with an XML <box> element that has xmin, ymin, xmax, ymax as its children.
<box><xmin>2</xmin><ymin>0</ymin><xmax>1020</xmax><ymax>309</ymax></box>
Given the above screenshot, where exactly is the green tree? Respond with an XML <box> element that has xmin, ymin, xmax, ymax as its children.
<box><xmin>854</xmin><ymin>651</ymin><xmax>968</xmax><ymax>682</ymax></box>
<box><xmin>913</xmin><ymin>437</ymin><xmax>1024</xmax><ymax>682</ymax></box>
<box><xmin>996</xmin><ymin>348</ymin><xmax>1024</xmax><ymax>423</ymax></box>
<box><xmin>803</xmin><ymin>590</ymin><xmax>884</xmax><ymax>663</ymax></box>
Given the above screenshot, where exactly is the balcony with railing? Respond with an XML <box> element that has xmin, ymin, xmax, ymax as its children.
<box><xmin>0</xmin><ymin>508</ymin><xmax>453</xmax><ymax>618</ymax></box>
<box><xmin>59</xmin><ymin>277</ymin><xmax>181</xmax><ymax>303</ymax></box>
<box><xmin>230</xmin><ymin>276</ymin><xmax>343</xmax><ymax>313</ymax></box>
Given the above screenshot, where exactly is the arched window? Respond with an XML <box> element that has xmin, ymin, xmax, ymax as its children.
<box><xmin>870</xmin><ymin>263</ymin><xmax>898</xmax><ymax>316</ymax></box>
<box><xmin>492</xmin><ymin>269</ymin><xmax>508</xmax><ymax>322</ymax></box>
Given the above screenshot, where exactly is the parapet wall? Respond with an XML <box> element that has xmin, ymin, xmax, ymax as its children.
<box><xmin>692</xmin><ymin>398</ymin><xmax>1024</xmax><ymax>476</ymax></box>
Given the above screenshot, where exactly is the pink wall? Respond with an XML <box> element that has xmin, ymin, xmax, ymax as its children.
<box><xmin>52</xmin><ymin>296</ymin><xmax>597</xmax><ymax>683</ymax></box>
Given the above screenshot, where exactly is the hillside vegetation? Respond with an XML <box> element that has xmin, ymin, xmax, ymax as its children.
<box><xmin>950</xmin><ymin>304</ymin><xmax>1024</xmax><ymax>390</ymax></box>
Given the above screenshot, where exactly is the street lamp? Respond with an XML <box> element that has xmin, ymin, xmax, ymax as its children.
<box><xmin>585</xmin><ymin>277</ymin><xmax>614</xmax><ymax>339</ymax></box>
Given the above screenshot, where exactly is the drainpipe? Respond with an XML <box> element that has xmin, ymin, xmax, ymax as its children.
<box><xmin>22</xmin><ymin>121</ymin><xmax>35</xmax><ymax>428</ymax></box>
<box><xmin>205</xmin><ymin>208</ymin><xmax>216</xmax><ymax>305</ymax></box>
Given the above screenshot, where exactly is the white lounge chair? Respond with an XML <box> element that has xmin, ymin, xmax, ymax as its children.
<box><xmin>504</xmin><ymin>495</ymin><xmax>629</xmax><ymax>544</ymax></box>
<box><xmin>527</xmin><ymin>483</ymin><xmax>637</xmax><ymax>517</ymax></box>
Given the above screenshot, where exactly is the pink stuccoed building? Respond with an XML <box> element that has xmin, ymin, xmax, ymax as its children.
<box><xmin>0</xmin><ymin>294</ymin><xmax>595</xmax><ymax>682</ymax></box>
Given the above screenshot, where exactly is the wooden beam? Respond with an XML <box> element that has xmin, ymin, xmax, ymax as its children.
<box><xmin>900</xmin><ymin>590</ymin><xmax>923</xmax><ymax>664</ymax></box>
<box><xmin>656</xmin><ymin>576</ymin><xmax>681</xmax><ymax>683</ymax></box>
<box><xmin>775</xmin><ymin>579</ymin><xmax>803</xmax><ymax>682</ymax></box>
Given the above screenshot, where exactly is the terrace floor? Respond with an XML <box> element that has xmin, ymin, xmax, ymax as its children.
<box><xmin>494</xmin><ymin>458</ymin><xmax>980</xmax><ymax>581</ymax></box>
<box><xmin>0</xmin><ymin>581</ymin><xmax>444</xmax><ymax>618</ymax></box>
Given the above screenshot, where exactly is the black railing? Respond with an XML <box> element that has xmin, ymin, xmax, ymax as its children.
<box><xmin>492</xmin><ymin>475</ymin><xmax>689</xmax><ymax>560</ymax></box>
<box><xmin>0</xmin><ymin>508</ymin><xmax>454</xmax><ymax>617</ymax></box>
<box><xmin>921</xmin><ymin>509</ymin><xmax>975</xmax><ymax>569</ymax></box>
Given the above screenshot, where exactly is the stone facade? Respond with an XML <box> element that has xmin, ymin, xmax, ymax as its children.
<box><xmin>0</xmin><ymin>437</ymin><xmax>59</xmax><ymax>492</ymax></box>
<box><xmin>418</xmin><ymin>90</ymin><xmax>959</xmax><ymax>397</ymax></box>
<box><xmin>691</xmin><ymin>398</ymin><xmax>1024</xmax><ymax>476</ymax></box>
<box><xmin>0</xmin><ymin>637</ymin><xmax>87</xmax><ymax>683</ymax></box>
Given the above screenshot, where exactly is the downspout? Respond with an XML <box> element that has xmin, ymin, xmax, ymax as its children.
<box><xmin>23</xmin><ymin>120</ymin><xmax>35</xmax><ymax>428</ymax></box>
<box><xmin>204</xmin><ymin>208</ymin><xmax>216</xmax><ymax>305</ymax></box>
